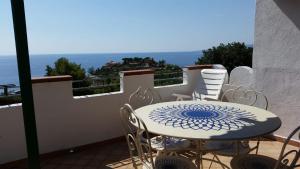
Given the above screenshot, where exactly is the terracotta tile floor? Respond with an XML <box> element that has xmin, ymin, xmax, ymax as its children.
<box><xmin>0</xmin><ymin>140</ymin><xmax>298</xmax><ymax>169</ymax></box>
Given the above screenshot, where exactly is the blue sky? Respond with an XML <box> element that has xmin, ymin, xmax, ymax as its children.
<box><xmin>0</xmin><ymin>0</ymin><xmax>255</xmax><ymax>55</ymax></box>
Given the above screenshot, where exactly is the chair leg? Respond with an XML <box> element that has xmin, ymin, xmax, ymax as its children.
<box><xmin>214</xmin><ymin>154</ymin><xmax>226</xmax><ymax>169</ymax></box>
<box><xmin>208</xmin><ymin>155</ymin><xmax>215</xmax><ymax>169</ymax></box>
<box><xmin>255</xmin><ymin>137</ymin><xmax>261</xmax><ymax>154</ymax></box>
<box><xmin>200</xmin><ymin>152</ymin><xmax>204</xmax><ymax>169</ymax></box>
<box><xmin>236</xmin><ymin>140</ymin><xmax>240</xmax><ymax>156</ymax></box>
<box><xmin>129</xmin><ymin>148</ymin><xmax>138</xmax><ymax>168</ymax></box>
<box><xmin>131</xmin><ymin>156</ymin><xmax>138</xmax><ymax>169</ymax></box>
<box><xmin>195</xmin><ymin>140</ymin><xmax>202</xmax><ymax>169</ymax></box>
<box><xmin>125</xmin><ymin>137</ymin><xmax>138</xmax><ymax>168</ymax></box>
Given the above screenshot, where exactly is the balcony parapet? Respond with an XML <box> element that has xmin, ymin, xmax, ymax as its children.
<box><xmin>0</xmin><ymin>64</ymin><xmax>297</xmax><ymax>165</ymax></box>
<box><xmin>185</xmin><ymin>64</ymin><xmax>213</xmax><ymax>70</ymax></box>
<box><xmin>32</xmin><ymin>75</ymin><xmax>72</xmax><ymax>84</ymax></box>
<box><xmin>0</xmin><ymin>64</ymin><xmax>224</xmax><ymax>164</ymax></box>
<box><xmin>120</xmin><ymin>69</ymin><xmax>154</xmax><ymax>76</ymax></box>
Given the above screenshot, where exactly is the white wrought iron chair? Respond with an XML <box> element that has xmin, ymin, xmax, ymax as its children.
<box><xmin>231</xmin><ymin>125</ymin><xmax>300</xmax><ymax>169</ymax></box>
<box><xmin>120</xmin><ymin>104</ymin><xmax>197</xmax><ymax>169</ymax></box>
<box><xmin>129</xmin><ymin>86</ymin><xmax>162</xmax><ymax>110</ymax></box>
<box><xmin>134</xmin><ymin>108</ymin><xmax>198</xmax><ymax>169</ymax></box>
<box><xmin>128</xmin><ymin>87</ymin><xmax>191</xmax><ymax>154</ymax></box>
<box><xmin>120</xmin><ymin>104</ymin><xmax>141</xmax><ymax>168</ymax></box>
<box><xmin>204</xmin><ymin>86</ymin><xmax>269</xmax><ymax>168</ymax></box>
<box><xmin>173</xmin><ymin>69</ymin><xmax>228</xmax><ymax>101</ymax></box>
<box><xmin>221</xmin><ymin>86</ymin><xmax>268</xmax><ymax>110</ymax></box>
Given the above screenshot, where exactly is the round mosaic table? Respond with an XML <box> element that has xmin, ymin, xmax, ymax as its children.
<box><xmin>135</xmin><ymin>100</ymin><xmax>281</xmax><ymax>141</ymax></box>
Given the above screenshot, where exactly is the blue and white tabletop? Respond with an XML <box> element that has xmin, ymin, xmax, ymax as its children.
<box><xmin>135</xmin><ymin>101</ymin><xmax>281</xmax><ymax>140</ymax></box>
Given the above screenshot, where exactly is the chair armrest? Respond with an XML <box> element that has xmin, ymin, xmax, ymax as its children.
<box><xmin>172</xmin><ymin>93</ymin><xmax>192</xmax><ymax>101</ymax></box>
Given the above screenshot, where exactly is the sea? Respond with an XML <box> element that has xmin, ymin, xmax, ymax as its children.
<box><xmin>0</xmin><ymin>51</ymin><xmax>202</xmax><ymax>85</ymax></box>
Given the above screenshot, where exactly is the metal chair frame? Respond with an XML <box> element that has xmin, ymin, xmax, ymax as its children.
<box><xmin>205</xmin><ymin>86</ymin><xmax>269</xmax><ymax>169</ymax></box>
<box><xmin>274</xmin><ymin>126</ymin><xmax>300</xmax><ymax>169</ymax></box>
<box><xmin>129</xmin><ymin>86</ymin><xmax>162</xmax><ymax>110</ymax></box>
<box><xmin>230</xmin><ymin>126</ymin><xmax>300</xmax><ymax>169</ymax></box>
<box><xmin>135</xmin><ymin>112</ymin><xmax>198</xmax><ymax>169</ymax></box>
<box><xmin>129</xmin><ymin>87</ymin><xmax>192</xmax><ymax>156</ymax></box>
<box><xmin>223</xmin><ymin>86</ymin><xmax>269</xmax><ymax>152</ymax></box>
<box><xmin>221</xmin><ymin>86</ymin><xmax>269</xmax><ymax>110</ymax></box>
<box><xmin>120</xmin><ymin>104</ymin><xmax>141</xmax><ymax>168</ymax></box>
<box><xmin>120</xmin><ymin>103</ymin><xmax>197</xmax><ymax>169</ymax></box>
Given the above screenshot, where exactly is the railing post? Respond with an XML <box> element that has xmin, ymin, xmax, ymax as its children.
<box><xmin>4</xmin><ymin>86</ymin><xmax>8</xmax><ymax>96</ymax></box>
<box><xmin>10</xmin><ymin>0</ymin><xmax>40</xmax><ymax>169</ymax></box>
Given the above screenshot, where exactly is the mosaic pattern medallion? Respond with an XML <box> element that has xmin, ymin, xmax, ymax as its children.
<box><xmin>149</xmin><ymin>104</ymin><xmax>256</xmax><ymax>131</ymax></box>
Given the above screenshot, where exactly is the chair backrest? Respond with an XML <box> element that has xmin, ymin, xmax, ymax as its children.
<box><xmin>120</xmin><ymin>103</ymin><xmax>155</xmax><ymax>169</ymax></box>
<box><xmin>120</xmin><ymin>104</ymin><xmax>140</xmax><ymax>166</ymax></box>
<box><xmin>129</xmin><ymin>86</ymin><xmax>162</xmax><ymax>109</ymax></box>
<box><xmin>193</xmin><ymin>69</ymin><xmax>227</xmax><ymax>100</ymax></box>
<box><xmin>135</xmin><ymin>115</ymin><xmax>156</xmax><ymax>169</ymax></box>
<box><xmin>221</xmin><ymin>86</ymin><xmax>269</xmax><ymax>110</ymax></box>
<box><xmin>274</xmin><ymin>126</ymin><xmax>300</xmax><ymax>169</ymax></box>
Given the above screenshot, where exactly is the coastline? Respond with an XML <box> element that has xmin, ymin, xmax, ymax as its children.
<box><xmin>0</xmin><ymin>51</ymin><xmax>202</xmax><ymax>85</ymax></box>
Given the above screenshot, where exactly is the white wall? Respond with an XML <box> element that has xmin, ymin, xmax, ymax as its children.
<box><xmin>0</xmin><ymin>67</ymin><xmax>206</xmax><ymax>164</ymax></box>
<box><xmin>253</xmin><ymin>0</ymin><xmax>300</xmax><ymax>136</ymax></box>
<box><xmin>0</xmin><ymin>105</ymin><xmax>26</xmax><ymax>163</ymax></box>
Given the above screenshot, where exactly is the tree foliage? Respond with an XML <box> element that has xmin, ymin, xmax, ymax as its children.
<box><xmin>89</xmin><ymin>57</ymin><xmax>181</xmax><ymax>76</ymax></box>
<box><xmin>45</xmin><ymin>57</ymin><xmax>91</xmax><ymax>95</ymax></box>
<box><xmin>45</xmin><ymin>57</ymin><xmax>86</xmax><ymax>80</ymax></box>
<box><xmin>45</xmin><ymin>57</ymin><xmax>183</xmax><ymax>96</ymax></box>
<box><xmin>196</xmin><ymin>42</ymin><xmax>253</xmax><ymax>72</ymax></box>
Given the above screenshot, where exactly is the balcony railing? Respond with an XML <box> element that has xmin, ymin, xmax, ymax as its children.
<box><xmin>0</xmin><ymin>84</ymin><xmax>21</xmax><ymax>106</ymax></box>
<box><xmin>72</xmin><ymin>75</ymin><xmax>120</xmax><ymax>96</ymax></box>
<box><xmin>0</xmin><ymin>70</ymin><xmax>184</xmax><ymax>104</ymax></box>
<box><xmin>154</xmin><ymin>71</ymin><xmax>183</xmax><ymax>86</ymax></box>
<box><xmin>72</xmin><ymin>70</ymin><xmax>183</xmax><ymax>96</ymax></box>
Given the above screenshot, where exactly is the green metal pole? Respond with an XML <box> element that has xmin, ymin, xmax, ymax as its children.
<box><xmin>10</xmin><ymin>0</ymin><xmax>40</xmax><ymax>169</ymax></box>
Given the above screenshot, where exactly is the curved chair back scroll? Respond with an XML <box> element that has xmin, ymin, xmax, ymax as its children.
<box><xmin>120</xmin><ymin>104</ymin><xmax>141</xmax><ymax>168</ymax></box>
<box><xmin>274</xmin><ymin>126</ymin><xmax>300</xmax><ymax>169</ymax></box>
<box><xmin>120</xmin><ymin>103</ymin><xmax>155</xmax><ymax>169</ymax></box>
<box><xmin>221</xmin><ymin>86</ymin><xmax>269</xmax><ymax>110</ymax></box>
<box><xmin>129</xmin><ymin>86</ymin><xmax>162</xmax><ymax>110</ymax></box>
<box><xmin>135</xmin><ymin>116</ymin><xmax>156</xmax><ymax>169</ymax></box>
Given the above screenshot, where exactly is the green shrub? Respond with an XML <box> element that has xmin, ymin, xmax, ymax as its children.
<box><xmin>196</xmin><ymin>42</ymin><xmax>253</xmax><ymax>72</ymax></box>
<box><xmin>0</xmin><ymin>95</ymin><xmax>21</xmax><ymax>105</ymax></box>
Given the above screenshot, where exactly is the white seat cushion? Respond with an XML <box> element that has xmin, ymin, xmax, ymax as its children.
<box><xmin>150</xmin><ymin>136</ymin><xmax>191</xmax><ymax>151</ymax></box>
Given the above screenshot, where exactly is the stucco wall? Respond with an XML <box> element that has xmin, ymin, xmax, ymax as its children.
<box><xmin>0</xmin><ymin>66</ymin><xmax>211</xmax><ymax>164</ymax></box>
<box><xmin>253</xmin><ymin>0</ymin><xmax>300</xmax><ymax>136</ymax></box>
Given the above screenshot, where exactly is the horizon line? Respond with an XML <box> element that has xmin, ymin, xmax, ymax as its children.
<box><xmin>0</xmin><ymin>49</ymin><xmax>204</xmax><ymax>57</ymax></box>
